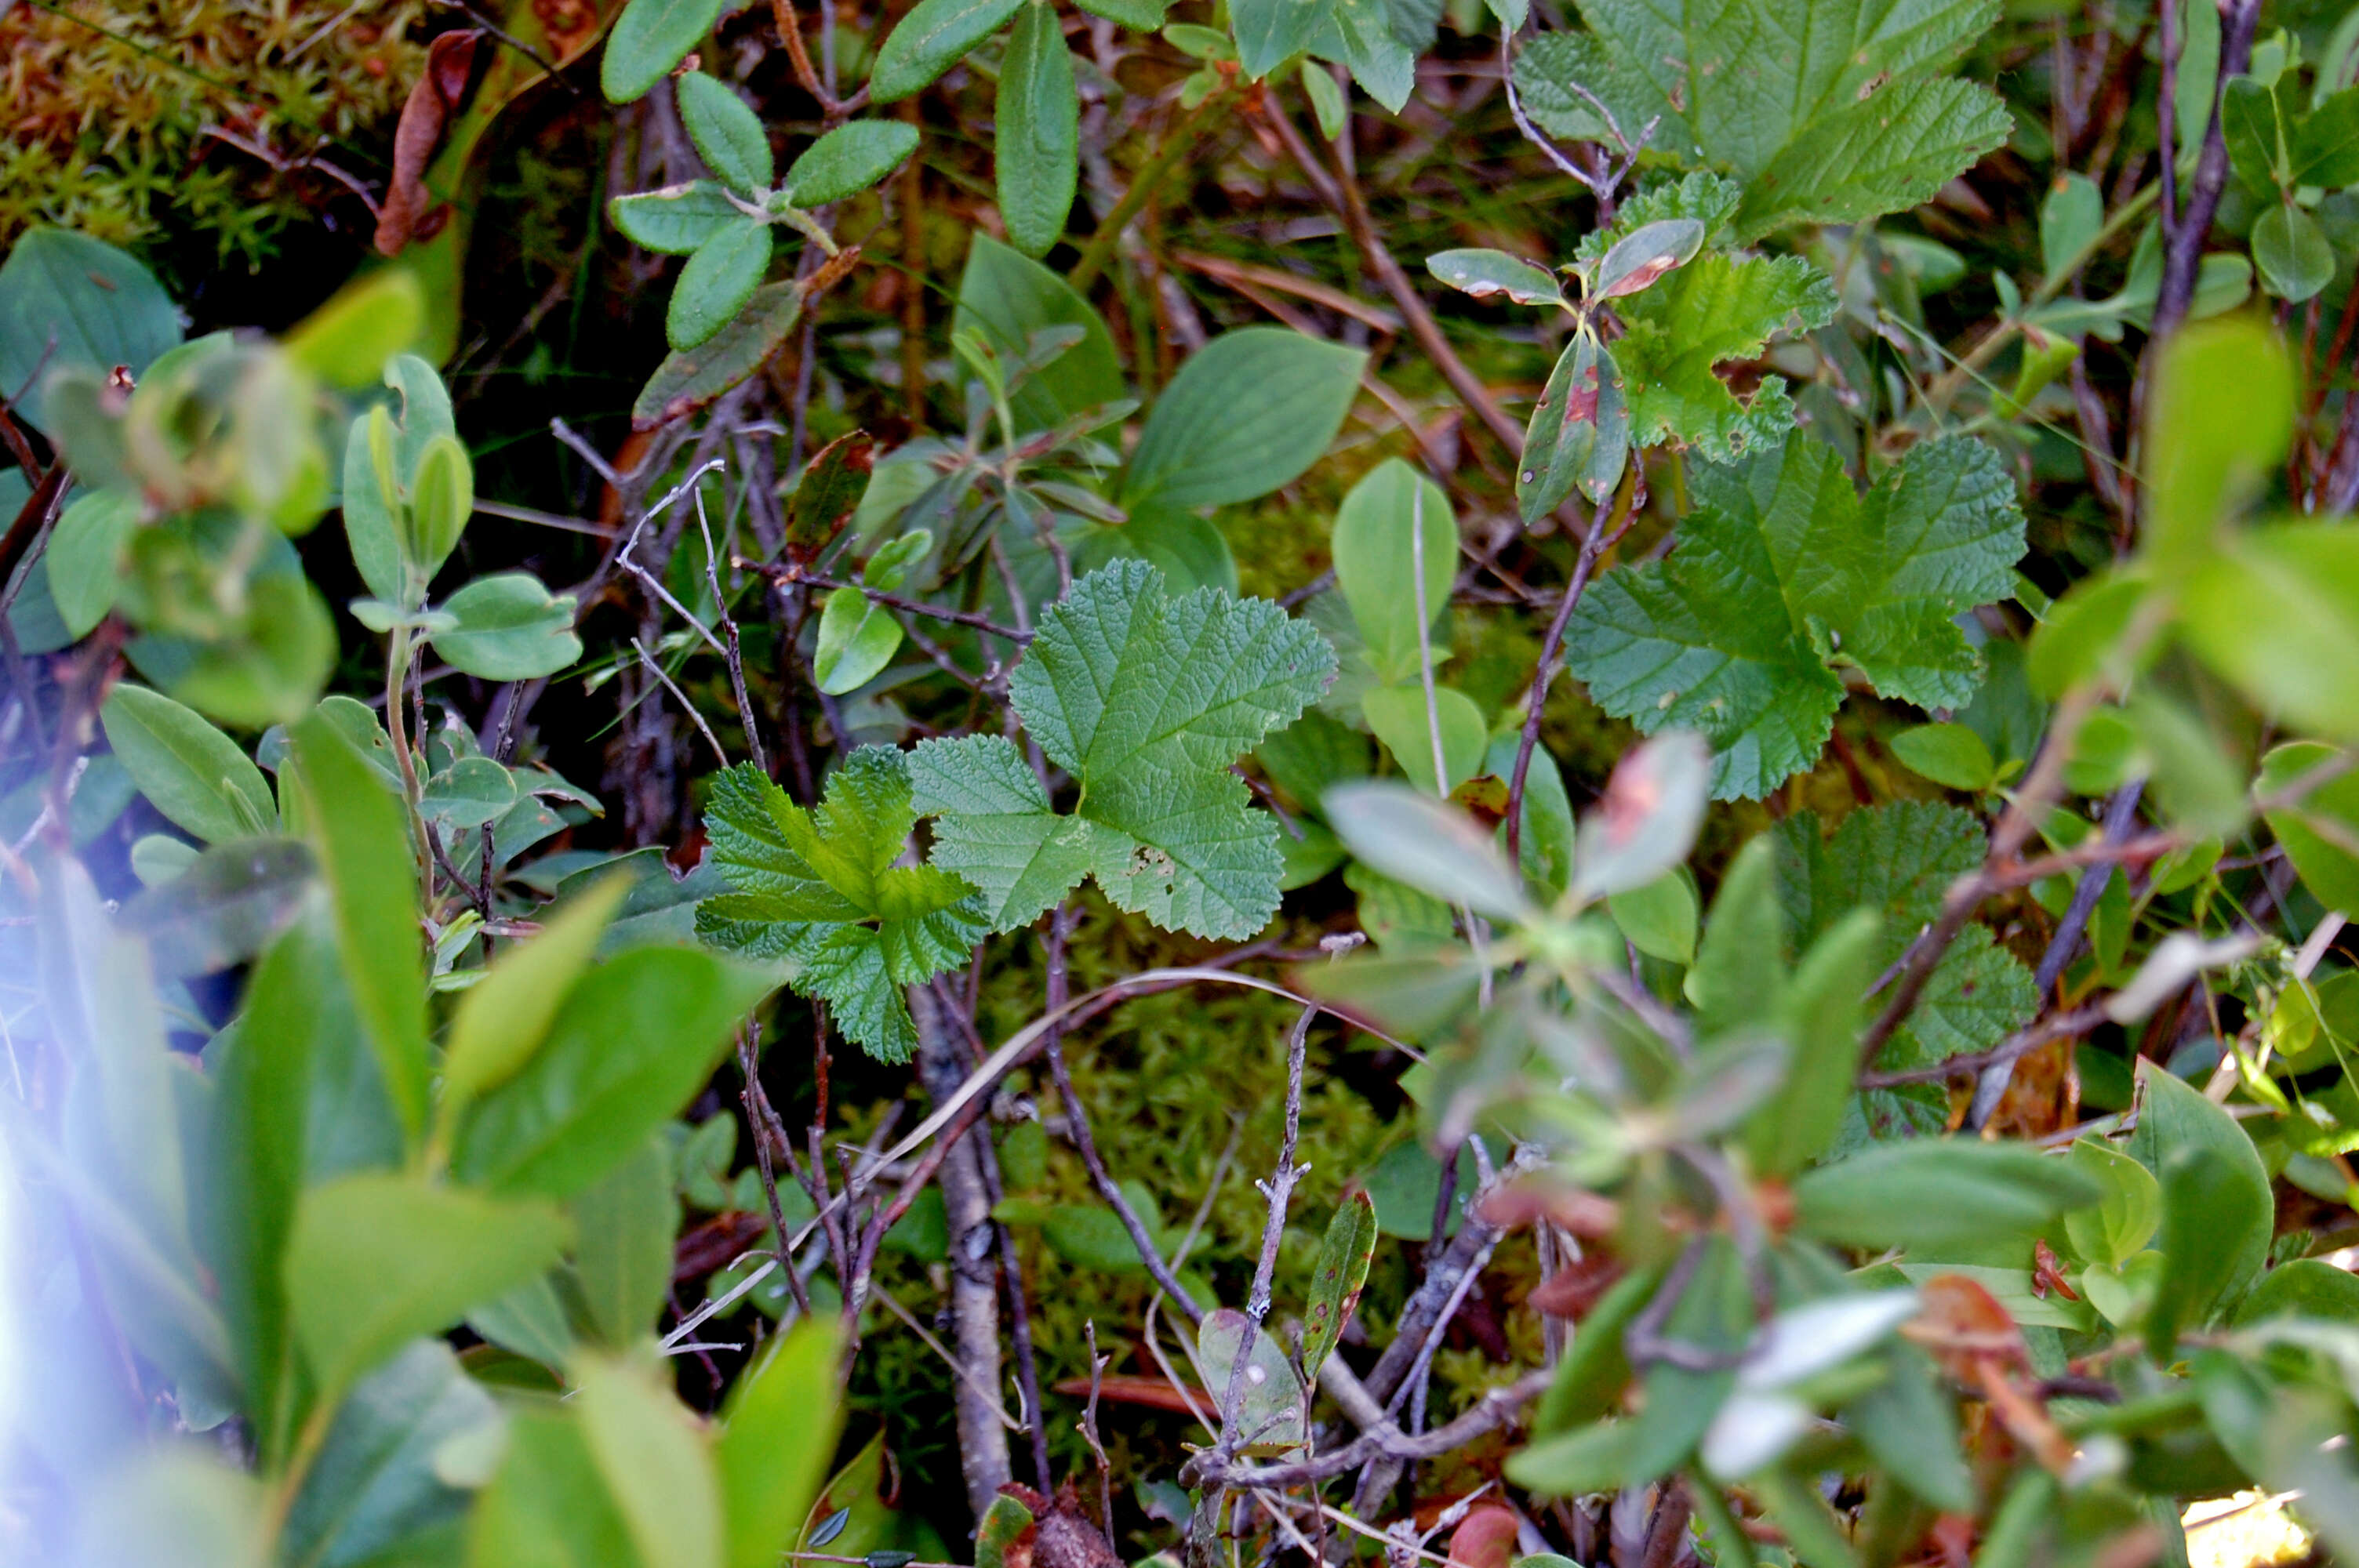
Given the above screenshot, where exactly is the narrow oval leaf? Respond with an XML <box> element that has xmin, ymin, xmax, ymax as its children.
<box><xmin>1299</xmin><ymin>1191</ymin><xmax>1376</xmax><ymax>1379</ymax></box>
<box><xmin>1324</xmin><ymin>780</ymin><xmax>1534</xmax><ymax>923</ymax></box>
<box><xmin>1518</xmin><ymin>335</ymin><xmax>1604</xmax><ymax>524</ymax></box>
<box><xmin>611</xmin><ymin>181</ymin><xmax>743</xmax><ymax>256</ymax></box>
<box><xmin>100</xmin><ymin>684</ymin><xmax>277</xmax><ymax>846</ymax></box>
<box><xmin>602</xmin><ymin>0</ymin><xmax>726</xmax><ymax>103</ymax></box>
<box><xmin>677</xmin><ymin>71</ymin><xmax>775</xmax><ymax>193</ymax></box>
<box><xmin>668</xmin><ymin>220</ymin><xmax>773</xmax><ymax>351</ymax></box>
<box><xmin>405</xmin><ymin>432</ymin><xmax>472</xmax><ymax>580</ymax></box>
<box><xmin>996</xmin><ymin>2</ymin><xmax>1080</xmax><ymax>258</ymax></box>
<box><xmin>719</xmin><ymin>1322</ymin><xmax>845</xmax><ymax>1568</ymax></box>
<box><xmin>1426</xmin><ymin>248</ymin><xmax>1563</xmax><ymax>306</ymax></box>
<box><xmin>445</xmin><ymin>876</ymin><xmax>633</xmax><ymax>1109</ymax></box>
<box><xmin>782</xmin><ymin>121</ymin><xmax>922</xmax><ymax>207</ymax></box>
<box><xmin>634</xmin><ymin>282</ymin><xmax>803</xmax><ymax>430</ymax></box>
<box><xmin>47</xmin><ymin>489</ymin><xmax>140</xmax><ymax>639</ymax></box>
<box><xmin>869</xmin><ymin>0</ymin><xmax>1027</xmax><ymax>103</ymax></box>
<box><xmin>1592</xmin><ymin>218</ymin><xmax>1706</xmax><ymax>299</ymax></box>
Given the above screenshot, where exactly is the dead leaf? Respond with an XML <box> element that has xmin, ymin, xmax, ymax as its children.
<box><xmin>374</xmin><ymin>30</ymin><xmax>483</xmax><ymax>256</ymax></box>
<box><xmin>1528</xmin><ymin>1254</ymin><xmax>1625</xmax><ymax>1319</ymax></box>
<box><xmin>1474</xmin><ymin>1176</ymin><xmax>1619</xmax><ymax>1237</ymax></box>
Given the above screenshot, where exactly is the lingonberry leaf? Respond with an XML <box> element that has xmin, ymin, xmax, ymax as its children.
<box><xmin>696</xmin><ymin>750</ymin><xmax>990</xmax><ymax>1062</ymax></box>
<box><xmin>909</xmin><ymin>561</ymin><xmax>1337</xmax><ymax>938</ymax></box>
<box><xmin>1513</xmin><ymin>0</ymin><xmax>2012</xmax><ymax>240</ymax></box>
<box><xmin>1563</xmin><ymin>434</ymin><xmax>2024</xmax><ymax>799</ymax></box>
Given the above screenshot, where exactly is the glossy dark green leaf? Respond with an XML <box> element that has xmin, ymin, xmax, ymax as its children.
<box><xmin>611</xmin><ymin>182</ymin><xmax>742</xmax><ymax>256</ymax></box>
<box><xmin>2291</xmin><ymin>87</ymin><xmax>2359</xmax><ymax>187</ymax></box>
<box><xmin>781</xmin><ymin>121</ymin><xmax>921</xmax><ymax>207</ymax></box>
<box><xmin>1299</xmin><ymin>1190</ymin><xmax>1376</xmax><ymax>1378</ymax></box>
<box><xmin>869</xmin><ymin>0</ymin><xmax>1026</xmax><ymax>102</ymax></box>
<box><xmin>667</xmin><ymin>220</ymin><xmax>772</xmax><ymax>351</ymax></box>
<box><xmin>996</xmin><ymin>2</ymin><xmax>1079</xmax><ymax>257</ymax></box>
<box><xmin>452</xmin><ymin>946</ymin><xmax>772</xmax><ymax>1199</ymax></box>
<box><xmin>602</xmin><ymin>0</ymin><xmax>725</xmax><ymax>103</ymax></box>
<box><xmin>676</xmin><ymin>72</ymin><xmax>773</xmax><ymax>193</ymax></box>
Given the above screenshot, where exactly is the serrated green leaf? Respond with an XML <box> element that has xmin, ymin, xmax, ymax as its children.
<box><xmin>910</xmin><ymin>561</ymin><xmax>1337</xmax><ymax>938</ymax></box>
<box><xmin>781</xmin><ymin>121</ymin><xmax>921</xmax><ymax>207</ymax></box>
<box><xmin>1514</xmin><ymin>0</ymin><xmax>2012</xmax><ymax>241</ymax></box>
<box><xmin>696</xmin><ymin>751</ymin><xmax>989</xmax><ymax>1062</ymax></box>
<box><xmin>602</xmin><ymin>0</ymin><xmax>726</xmax><ymax>102</ymax></box>
<box><xmin>1772</xmin><ymin>801</ymin><xmax>2037</xmax><ymax>1091</ymax></box>
<box><xmin>1608</xmin><ymin>248</ymin><xmax>1834</xmax><ymax>463</ymax></box>
<box><xmin>997</xmin><ymin>3</ymin><xmax>1079</xmax><ymax>257</ymax></box>
<box><xmin>1564</xmin><ymin>435</ymin><xmax>2023</xmax><ymax>799</ymax></box>
<box><xmin>870</xmin><ymin>0</ymin><xmax>1026</xmax><ymax>102</ymax></box>
<box><xmin>668</xmin><ymin>220</ymin><xmax>773</xmax><ymax>351</ymax></box>
<box><xmin>676</xmin><ymin>73</ymin><xmax>773</xmax><ymax>193</ymax></box>
<box><xmin>612</xmin><ymin>182</ymin><xmax>743</xmax><ymax>256</ymax></box>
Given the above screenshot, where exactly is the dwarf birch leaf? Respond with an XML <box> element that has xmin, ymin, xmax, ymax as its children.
<box><xmin>696</xmin><ymin>750</ymin><xmax>988</xmax><ymax>1062</ymax></box>
<box><xmin>910</xmin><ymin>562</ymin><xmax>1336</xmax><ymax>939</ymax></box>
<box><xmin>1564</xmin><ymin>435</ymin><xmax>2023</xmax><ymax>799</ymax></box>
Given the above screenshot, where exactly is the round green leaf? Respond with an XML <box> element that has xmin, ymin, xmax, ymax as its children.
<box><xmin>46</xmin><ymin>489</ymin><xmax>140</xmax><ymax>640</ymax></box>
<box><xmin>2252</xmin><ymin>202</ymin><xmax>2334</xmax><ymax>303</ymax></box>
<box><xmin>1889</xmin><ymin>721</ymin><xmax>1996</xmax><ymax>792</ymax></box>
<box><xmin>430</xmin><ymin>572</ymin><xmax>583</xmax><ymax>681</ymax></box>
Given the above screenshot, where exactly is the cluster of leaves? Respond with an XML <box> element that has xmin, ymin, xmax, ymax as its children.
<box><xmin>16</xmin><ymin>0</ymin><xmax>2359</xmax><ymax>1565</ymax></box>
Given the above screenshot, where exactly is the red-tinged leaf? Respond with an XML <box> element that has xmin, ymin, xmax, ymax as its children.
<box><xmin>1591</xmin><ymin>218</ymin><xmax>1706</xmax><ymax>299</ymax></box>
<box><xmin>1299</xmin><ymin>1189</ymin><xmax>1377</xmax><ymax>1380</ymax></box>
<box><xmin>1445</xmin><ymin>1508</ymin><xmax>1521</xmax><ymax>1568</ymax></box>
<box><xmin>786</xmin><ymin>430</ymin><xmax>878</xmax><ymax>562</ymax></box>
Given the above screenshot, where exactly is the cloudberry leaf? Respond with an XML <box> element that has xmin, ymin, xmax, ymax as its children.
<box><xmin>1513</xmin><ymin>0</ymin><xmax>2012</xmax><ymax>240</ymax></box>
<box><xmin>696</xmin><ymin>750</ymin><xmax>988</xmax><ymax>1062</ymax></box>
<box><xmin>1563</xmin><ymin>435</ymin><xmax>2023</xmax><ymax>799</ymax></box>
<box><xmin>910</xmin><ymin>562</ymin><xmax>1337</xmax><ymax>938</ymax></box>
